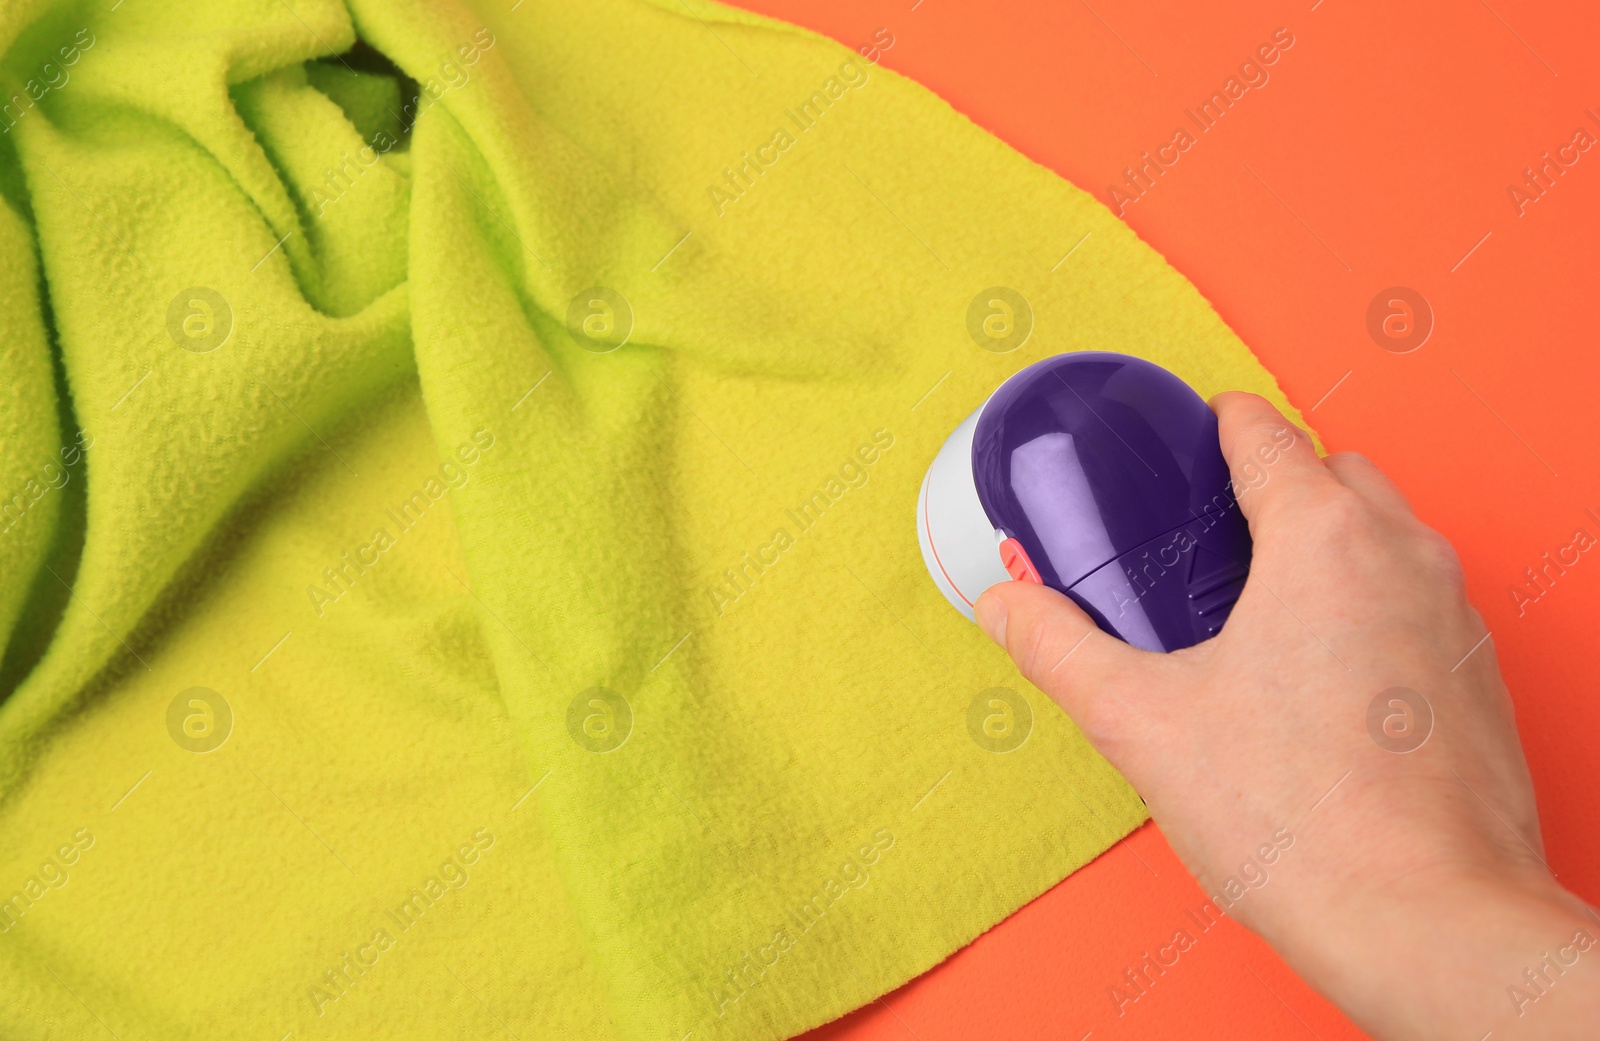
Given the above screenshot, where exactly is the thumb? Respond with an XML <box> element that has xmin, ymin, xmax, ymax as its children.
<box><xmin>974</xmin><ymin>580</ymin><xmax>1158</xmax><ymax>734</ymax></box>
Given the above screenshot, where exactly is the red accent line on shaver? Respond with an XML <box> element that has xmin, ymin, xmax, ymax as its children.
<box><xmin>924</xmin><ymin>484</ymin><xmax>974</xmax><ymax>607</ymax></box>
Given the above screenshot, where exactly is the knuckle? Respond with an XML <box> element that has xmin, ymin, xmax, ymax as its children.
<box><xmin>1241</xmin><ymin>412</ymin><xmax>1291</xmax><ymax>450</ymax></box>
<box><xmin>1271</xmin><ymin>488</ymin><xmax>1374</xmax><ymax>563</ymax></box>
<box><xmin>1010</xmin><ymin>611</ymin><xmax>1054</xmax><ymax>680</ymax></box>
<box><xmin>1229</xmin><ymin>421</ymin><xmax>1301</xmax><ymax>485</ymax></box>
<box><xmin>1325</xmin><ymin>450</ymin><xmax>1371</xmax><ymax>470</ymax></box>
<box><xmin>1416</xmin><ymin>527</ymin><xmax>1466</xmax><ymax>583</ymax></box>
<box><xmin>1305</xmin><ymin>487</ymin><xmax>1368</xmax><ymax>537</ymax></box>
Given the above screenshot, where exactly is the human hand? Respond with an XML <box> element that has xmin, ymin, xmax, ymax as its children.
<box><xmin>974</xmin><ymin>391</ymin><xmax>1600</xmax><ymax>1041</ymax></box>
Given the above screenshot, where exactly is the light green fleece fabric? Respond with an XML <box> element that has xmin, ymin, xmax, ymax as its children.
<box><xmin>0</xmin><ymin>0</ymin><xmax>1306</xmax><ymax>1038</ymax></box>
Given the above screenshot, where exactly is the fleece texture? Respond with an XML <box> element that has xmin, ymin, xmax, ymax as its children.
<box><xmin>0</xmin><ymin>0</ymin><xmax>1308</xmax><ymax>1038</ymax></box>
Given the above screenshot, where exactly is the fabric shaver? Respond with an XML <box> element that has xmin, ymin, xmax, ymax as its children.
<box><xmin>917</xmin><ymin>351</ymin><xmax>1252</xmax><ymax>652</ymax></box>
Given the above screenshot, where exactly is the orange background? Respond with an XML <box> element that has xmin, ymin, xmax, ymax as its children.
<box><xmin>725</xmin><ymin>1</ymin><xmax>1600</xmax><ymax>1037</ymax></box>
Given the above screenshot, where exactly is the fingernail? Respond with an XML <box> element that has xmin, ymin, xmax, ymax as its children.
<box><xmin>974</xmin><ymin>593</ymin><xmax>1007</xmax><ymax>646</ymax></box>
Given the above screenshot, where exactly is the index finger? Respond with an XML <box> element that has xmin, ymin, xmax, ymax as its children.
<box><xmin>1210</xmin><ymin>391</ymin><xmax>1336</xmax><ymax>526</ymax></box>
